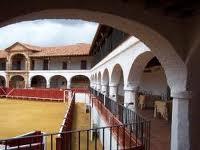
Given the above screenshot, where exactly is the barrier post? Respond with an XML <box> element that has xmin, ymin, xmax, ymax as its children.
<box><xmin>56</xmin><ymin>136</ymin><xmax>62</xmax><ymax>150</ymax></box>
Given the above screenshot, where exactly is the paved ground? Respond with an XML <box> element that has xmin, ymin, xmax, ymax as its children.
<box><xmin>138</xmin><ymin>108</ymin><xmax>171</xmax><ymax>150</ymax></box>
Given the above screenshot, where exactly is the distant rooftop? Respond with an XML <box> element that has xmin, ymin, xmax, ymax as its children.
<box><xmin>0</xmin><ymin>42</ymin><xmax>91</xmax><ymax>58</ymax></box>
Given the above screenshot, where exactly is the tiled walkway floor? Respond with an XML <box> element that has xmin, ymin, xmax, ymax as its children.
<box><xmin>138</xmin><ymin>108</ymin><xmax>171</xmax><ymax>150</ymax></box>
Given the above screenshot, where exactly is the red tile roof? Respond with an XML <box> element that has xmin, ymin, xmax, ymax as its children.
<box><xmin>0</xmin><ymin>51</ymin><xmax>7</xmax><ymax>58</ymax></box>
<box><xmin>0</xmin><ymin>42</ymin><xmax>91</xmax><ymax>58</ymax></box>
<box><xmin>19</xmin><ymin>42</ymin><xmax>42</xmax><ymax>51</ymax></box>
<box><xmin>30</xmin><ymin>43</ymin><xmax>91</xmax><ymax>57</ymax></box>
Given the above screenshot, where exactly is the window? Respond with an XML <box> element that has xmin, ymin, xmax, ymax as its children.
<box><xmin>62</xmin><ymin>62</ymin><xmax>68</xmax><ymax>70</ymax></box>
<box><xmin>81</xmin><ymin>60</ymin><xmax>87</xmax><ymax>70</ymax></box>
<box><xmin>43</xmin><ymin>59</ymin><xmax>49</xmax><ymax>70</ymax></box>
<box><xmin>31</xmin><ymin>60</ymin><xmax>35</xmax><ymax>70</ymax></box>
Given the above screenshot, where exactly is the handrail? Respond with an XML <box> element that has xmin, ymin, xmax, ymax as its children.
<box><xmin>89</xmin><ymin>87</ymin><xmax>150</xmax><ymax>150</ymax></box>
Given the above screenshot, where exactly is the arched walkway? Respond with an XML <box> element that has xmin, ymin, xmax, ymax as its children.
<box><xmin>50</xmin><ymin>75</ymin><xmax>67</xmax><ymax>89</ymax></box>
<box><xmin>31</xmin><ymin>75</ymin><xmax>47</xmax><ymax>88</ymax></box>
<box><xmin>9</xmin><ymin>75</ymin><xmax>25</xmax><ymax>88</ymax></box>
<box><xmin>127</xmin><ymin>53</ymin><xmax>171</xmax><ymax>150</ymax></box>
<box><xmin>71</xmin><ymin>75</ymin><xmax>90</xmax><ymax>88</ymax></box>
<box><xmin>110</xmin><ymin>64</ymin><xmax>124</xmax><ymax>104</ymax></box>
<box><xmin>102</xmin><ymin>69</ymin><xmax>109</xmax><ymax>96</ymax></box>
<box><xmin>97</xmin><ymin>72</ymin><xmax>101</xmax><ymax>91</ymax></box>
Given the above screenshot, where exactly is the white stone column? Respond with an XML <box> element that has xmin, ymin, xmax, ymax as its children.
<box><xmin>109</xmin><ymin>83</ymin><xmax>118</xmax><ymax>101</ymax></box>
<box><xmin>67</xmin><ymin>80</ymin><xmax>71</xmax><ymax>89</ymax></box>
<box><xmin>46</xmin><ymin>78</ymin><xmax>50</xmax><ymax>88</ymax></box>
<box><xmin>171</xmin><ymin>91</ymin><xmax>191</xmax><ymax>150</ymax></box>
<box><xmin>101</xmin><ymin>83</ymin><xmax>108</xmax><ymax>95</ymax></box>
<box><xmin>90</xmin><ymin>82</ymin><xmax>95</xmax><ymax>88</ymax></box>
<box><xmin>92</xmin><ymin>82</ymin><xmax>96</xmax><ymax>90</ymax></box>
<box><xmin>124</xmin><ymin>85</ymin><xmax>138</xmax><ymax>111</ymax></box>
<box><xmin>46</xmin><ymin>83</ymin><xmax>50</xmax><ymax>88</ymax></box>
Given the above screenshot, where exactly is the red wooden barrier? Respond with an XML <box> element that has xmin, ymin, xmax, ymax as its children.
<box><xmin>0</xmin><ymin>88</ymin><xmax>68</xmax><ymax>102</ymax></box>
<box><xmin>0</xmin><ymin>131</ymin><xmax>44</xmax><ymax>150</ymax></box>
<box><xmin>56</xmin><ymin>94</ymin><xmax>75</xmax><ymax>150</ymax></box>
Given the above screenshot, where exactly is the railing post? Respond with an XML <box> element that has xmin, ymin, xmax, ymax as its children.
<box><xmin>141</xmin><ymin>122</ymin><xmax>144</xmax><ymax>145</ymax></box>
<box><xmin>56</xmin><ymin>136</ymin><xmax>62</xmax><ymax>150</ymax></box>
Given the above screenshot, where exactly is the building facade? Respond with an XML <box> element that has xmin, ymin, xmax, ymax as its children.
<box><xmin>0</xmin><ymin>42</ymin><xmax>92</xmax><ymax>89</ymax></box>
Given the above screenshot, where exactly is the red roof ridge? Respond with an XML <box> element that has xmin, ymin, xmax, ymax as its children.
<box><xmin>1</xmin><ymin>42</ymin><xmax>91</xmax><ymax>57</ymax></box>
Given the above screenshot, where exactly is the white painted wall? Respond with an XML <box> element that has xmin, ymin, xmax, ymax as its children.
<box><xmin>91</xmin><ymin>104</ymin><xmax>122</xmax><ymax>150</ymax></box>
<box><xmin>32</xmin><ymin>56</ymin><xmax>92</xmax><ymax>70</ymax></box>
<box><xmin>75</xmin><ymin>93</ymin><xmax>90</xmax><ymax>104</ymax></box>
<box><xmin>139</xmin><ymin>67</ymin><xmax>168</xmax><ymax>96</ymax></box>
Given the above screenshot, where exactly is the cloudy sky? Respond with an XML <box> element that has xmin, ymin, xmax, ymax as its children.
<box><xmin>0</xmin><ymin>19</ymin><xmax>99</xmax><ymax>49</ymax></box>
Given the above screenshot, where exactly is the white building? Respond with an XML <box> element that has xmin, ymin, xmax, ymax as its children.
<box><xmin>0</xmin><ymin>42</ymin><xmax>92</xmax><ymax>89</ymax></box>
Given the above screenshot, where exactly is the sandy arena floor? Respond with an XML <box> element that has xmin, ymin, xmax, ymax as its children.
<box><xmin>0</xmin><ymin>99</ymin><xmax>67</xmax><ymax>139</ymax></box>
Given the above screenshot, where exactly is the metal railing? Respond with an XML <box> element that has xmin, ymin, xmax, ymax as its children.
<box><xmin>0</xmin><ymin>123</ymin><xmax>143</xmax><ymax>150</ymax></box>
<box><xmin>90</xmin><ymin>87</ymin><xmax>151</xmax><ymax>150</ymax></box>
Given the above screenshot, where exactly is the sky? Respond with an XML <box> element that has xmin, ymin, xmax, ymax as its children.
<box><xmin>0</xmin><ymin>19</ymin><xmax>99</xmax><ymax>49</ymax></box>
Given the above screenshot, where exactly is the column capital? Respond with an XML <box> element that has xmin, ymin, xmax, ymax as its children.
<box><xmin>171</xmin><ymin>91</ymin><xmax>192</xmax><ymax>100</ymax></box>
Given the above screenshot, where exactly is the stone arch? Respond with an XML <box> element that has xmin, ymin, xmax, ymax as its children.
<box><xmin>49</xmin><ymin>75</ymin><xmax>67</xmax><ymax>89</ymax></box>
<box><xmin>97</xmin><ymin>72</ymin><xmax>101</xmax><ymax>83</ymax></box>
<box><xmin>102</xmin><ymin>68</ymin><xmax>109</xmax><ymax>85</ymax></box>
<box><xmin>94</xmin><ymin>73</ymin><xmax>97</xmax><ymax>83</ymax></box>
<box><xmin>10</xmin><ymin>53</ymin><xmax>28</xmax><ymax>70</ymax></box>
<box><xmin>110</xmin><ymin>64</ymin><xmax>125</xmax><ymax>103</ymax></box>
<box><xmin>71</xmin><ymin>75</ymin><xmax>90</xmax><ymax>88</ymax></box>
<box><xmin>9</xmin><ymin>75</ymin><xmax>25</xmax><ymax>88</ymax></box>
<box><xmin>110</xmin><ymin>64</ymin><xmax>124</xmax><ymax>85</ymax></box>
<box><xmin>127</xmin><ymin>51</ymin><xmax>172</xmax><ymax>95</ymax></box>
<box><xmin>0</xmin><ymin>76</ymin><xmax>6</xmax><ymax>87</ymax></box>
<box><xmin>127</xmin><ymin>51</ymin><xmax>154</xmax><ymax>87</ymax></box>
<box><xmin>30</xmin><ymin>75</ymin><xmax>47</xmax><ymax>88</ymax></box>
<box><xmin>90</xmin><ymin>75</ymin><xmax>94</xmax><ymax>82</ymax></box>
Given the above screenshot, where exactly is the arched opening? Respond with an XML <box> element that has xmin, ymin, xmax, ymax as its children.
<box><xmin>140</xmin><ymin>57</ymin><xmax>169</xmax><ymax>100</ymax></box>
<box><xmin>31</xmin><ymin>75</ymin><xmax>47</xmax><ymax>88</ymax></box>
<box><xmin>94</xmin><ymin>73</ymin><xmax>98</xmax><ymax>89</ymax></box>
<box><xmin>11</xmin><ymin>54</ymin><xmax>27</xmax><ymax>70</ymax></box>
<box><xmin>71</xmin><ymin>75</ymin><xmax>90</xmax><ymax>88</ymax></box>
<box><xmin>102</xmin><ymin>69</ymin><xmax>109</xmax><ymax>96</ymax></box>
<box><xmin>110</xmin><ymin>64</ymin><xmax>124</xmax><ymax>104</ymax></box>
<box><xmin>97</xmin><ymin>72</ymin><xmax>101</xmax><ymax>91</ymax></box>
<box><xmin>97</xmin><ymin>72</ymin><xmax>101</xmax><ymax>83</ymax></box>
<box><xmin>128</xmin><ymin>52</ymin><xmax>171</xmax><ymax>150</ymax></box>
<box><xmin>9</xmin><ymin>75</ymin><xmax>25</xmax><ymax>88</ymax></box>
<box><xmin>0</xmin><ymin>76</ymin><xmax>6</xmax><ymax>87</ymax></box>
<box><xmin>50</xmin><ymin>75</ymin><xmax>67</xmax><ymax>89</ymax></box>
